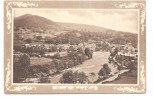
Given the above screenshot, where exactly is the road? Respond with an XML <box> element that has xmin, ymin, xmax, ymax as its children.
<box><xmin>49</xmin><ymin>51</ymin><xmax>110</xmax><ymax>83</ymax></box>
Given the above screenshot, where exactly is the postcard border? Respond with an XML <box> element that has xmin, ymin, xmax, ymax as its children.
<box><xmin>4</xmin><ymin>1</ymin><xmax>146</xmax><ymax>94</ymax></box>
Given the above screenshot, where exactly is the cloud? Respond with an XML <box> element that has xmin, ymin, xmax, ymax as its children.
<box><xmin>14</xmin><ymin>9</ymin><xmax>138</xmax><ymax>33</ymax></box>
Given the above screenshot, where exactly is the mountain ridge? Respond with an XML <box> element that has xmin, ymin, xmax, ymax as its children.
<box><xmin>14</xmin><ymin>14</ymin><xmax>136</xmax><ymax>34</ymax></box>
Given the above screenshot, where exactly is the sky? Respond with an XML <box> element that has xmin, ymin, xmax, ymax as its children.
<box><xmin>14</xmin><ymin>9</ymin><xmax>138</xmax><ymax>33</ymax></box>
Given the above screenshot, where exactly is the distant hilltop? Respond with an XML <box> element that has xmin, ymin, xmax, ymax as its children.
<box><xmin>14</xmin><ymin>14</ymin><xmax>136</xmax><ymax>34</ymax></box>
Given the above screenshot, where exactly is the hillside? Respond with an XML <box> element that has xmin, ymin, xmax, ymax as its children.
<box><xmin>14</xmin><ymin>14</ymin><xmax>137</xmax><ymax>46</ymax></box>
<box><xmin>14</xmin><ymin>14</ymin><xmax>63</xmax><ymax>31</ymax></box>
<box><xmin>14</xmin><ymin>14</ymin><xmax>112</xmax><ymax>33</ymax></box>
<box><xmin>57</xmin><ymin>22</ymin><xmax>108</xmax><ymax>33</ymax></box>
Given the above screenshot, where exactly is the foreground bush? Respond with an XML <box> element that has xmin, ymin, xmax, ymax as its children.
<box><xmin>59</xmin><ymin>70</ymin><xmax>89</xmax><ymax>84</ymax></box>
<box><xmin>13</xmin><ymin>54</ymin><xmax>30</xmax><ymax>83</ymax></box>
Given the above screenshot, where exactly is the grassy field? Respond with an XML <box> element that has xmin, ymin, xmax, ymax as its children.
<box><xmin>107</xmin><ymin>72</ymin><xmax>137</xmax><ymax>84</ymax></box>
<box><xmin>30</xmin><ymin>57</ymin><xmax>52</xmax><ymax>66</ymax></box>
<box><xmin>109</xmin><ymin>76</ymin><xmax>137</xmax><ymax>84</ymax></box>
<box><xmin>17</xmin><ymin>33</ymin><xmax>56</xmax><ymax>39</ymax></box>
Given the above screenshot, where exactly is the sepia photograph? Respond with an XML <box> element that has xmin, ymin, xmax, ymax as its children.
<box><xmin>13</xmin><ymin>9</ymin><xmax>139</xmax><ymax>84</ymax></box>
<box><xmin>4</xmin><ymin>0</ymin><xmax>146</xmax><ymax>93</ymax></box>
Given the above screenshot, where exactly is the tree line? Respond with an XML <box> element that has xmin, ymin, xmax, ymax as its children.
<box><xmin>13</xmin><ymin>47</ymin><xmax>93</xmax><ymax>83</ymax></box>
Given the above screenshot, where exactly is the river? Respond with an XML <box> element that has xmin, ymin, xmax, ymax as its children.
<box><xmin>48</xmin><ymin>51</ymin><xmax>111</xmax><ymax>83</ymax></box>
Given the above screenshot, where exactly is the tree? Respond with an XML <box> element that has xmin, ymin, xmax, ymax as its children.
<box><xmin>39</xmin><ymin>48</ymin><xmax>46</xmax><ymax>56</ymax></box>
<box><xmin>59</xmin><ymin>70</ymin><xmax>88</xmax><ymax>84</ymax></box>
<box><xmin>85</xmin><ymin>48</ymin><xmax>93</xmax><ymax>59</ymax></box>
<box><xmin>53</xmin><ymin>53</ymin><xmax>61</xmax><ymax>59</ymax></box>
<box><xmin>36</xmin><ymin>36</ymin><xmax>42</xmax><ymax>41</ymax></box>
<box><xmin>98</xmin><ymin>63</ymin><xmax>111</xmax><ymax>80</ymax></box>
<box><xmin>52</xmin><ymin>59</ymin><xmax>64</xmax><ymax>72</ymax></box>
<box><xmin>74</xmin><ymin>71</ymin><xmax>88</xmax><ymax>84</ymax></box>
<box><xmin>25</xmin><ymin>38</ymin><xmax>32</xmax><ymax>43</ymax></box>
<box><xmin>60</xmin><ymin>70</ymin><xmax>74</xmax><ymax>83</ymax></box>
<box><xmin>13</xmin><ymin>54</ymin><xmax>30</xmax><ymax>83</ymax></box>
<box><xmin>19</xmin><ymin>54</ymin><xmax>30</xmax><ymax>67</ymax></box>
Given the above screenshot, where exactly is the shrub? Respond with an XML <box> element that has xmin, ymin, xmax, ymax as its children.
<box><xmin>25</xmin><ymin>38</ymin><xmax>32</xmax><ymax>43</ymax></box>
<box><xmin>13</xmin><ymin>54</ymin><xmax>30</xmax><ymax>83</ymax></box>
<box><xmin>60</xmin><ymin>70</ymin><xmax>88</xmax><ymax>84</ymax></box>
